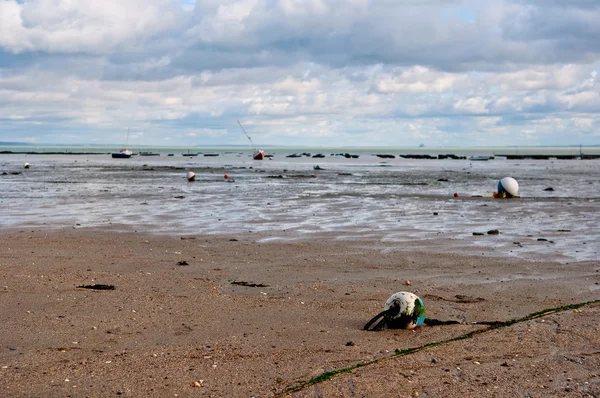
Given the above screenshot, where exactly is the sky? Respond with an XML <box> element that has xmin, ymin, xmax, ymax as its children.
<box><xmin>1</xmin><ymin>0</ymin><xmax>600</xmax><ymax>147</ymax></box>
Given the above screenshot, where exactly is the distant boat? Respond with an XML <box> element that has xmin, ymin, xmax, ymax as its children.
<box><xmin>111</xmin><ymin>149</ymin><xmax>132</xmax><ymax>158</ymax></box>
<box><xmin>237</xmin><ymin>120</ymin><xmax>264</xmax><ymax>160</ymax></box>
<box><xmin>112</xmin><ymin>128</ymin><xmax>132</xmax><ymax>158</ymax></box>
<box><xmin>469</xmin><ymin>156</ymin><xmax>490</xmax><ymax>161</ymax></box>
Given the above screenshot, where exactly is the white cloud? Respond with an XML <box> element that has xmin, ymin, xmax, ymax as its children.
<box><xmin>0</xmin><ymin>0</ymin><xmax>181</xmax><ymax>54</ymax></box>
<box><xmin>1</xmin><ymin>1</ymin><xmax>600</xmax><ymax>146</ymax></box>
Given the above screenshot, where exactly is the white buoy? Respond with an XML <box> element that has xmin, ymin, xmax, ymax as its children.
<box><xmin>186</xmin><ymin>171</ymin><xmax>195</xmax><ymax>182</ymax></box>
<box><xmin>383</xmin><ymin>292</ymin><xmax>426</xmax><ymax>330</ymax></box>
<box><xmin>24</xmin><ymin>162</ymin><xmax>30</xmax><ymax>169</ymax></box>
<box><xmin>498</xmin><ymin>177</ymin><xmax>519</xmax><ymax>197</ymax></box>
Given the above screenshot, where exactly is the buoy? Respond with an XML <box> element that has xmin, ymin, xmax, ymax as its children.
<box><xmin>364</xmin><ymin>291</ymin><xmax>426</xmax><ymax>330</ymax></box>
<box><xmin>224</xmin><ymin>174</ymin><xmax>229</xmax><ymax>180</ymax></box>
<box><xmin>497</xmin><ymin>177</ymin><xmax>519</xmax><ymax>197</ymax></box>
<box><xmin>24</xmin><ymin>162</ymin><xmax>30</xmax><ymax>169</ymax></box>
<box><xmin>186</xmin><ymin>171</ymin><xmax>195</xmax><ymax>182</ymax></box>
<box><xmin>453</xmin><ymin>192</ymin><xmax>458</xmax><ymax>197</ymax></box>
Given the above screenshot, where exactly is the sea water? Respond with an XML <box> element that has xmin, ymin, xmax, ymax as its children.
<box><xmin>0</xmin><ymin>147</ymin><xmax>598</xmax><ymax>263</ymax></box>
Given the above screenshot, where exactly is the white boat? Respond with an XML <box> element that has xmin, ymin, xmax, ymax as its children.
<box><xmin>112</xmin><ymin>128</ymin><xmax>133</xmax><ymax>158</ymax></box>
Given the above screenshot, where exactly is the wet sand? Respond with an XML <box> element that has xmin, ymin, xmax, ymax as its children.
<box><xmin>1</xmin><ymin>229</ymin><xmax>599</xmax><ymax>397</ymax></box>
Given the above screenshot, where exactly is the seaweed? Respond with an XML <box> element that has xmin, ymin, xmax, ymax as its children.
<box><xmin>77</xmin><ymin>284</ymin><xmax>115</xmax><ymax>290</ymax></box>
<box><xmin>282</xmin><ymin>298</ymin><xmax>600</xmax><ymax>395</ymax></box>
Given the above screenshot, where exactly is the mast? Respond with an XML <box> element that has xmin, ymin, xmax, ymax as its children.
<box><xmin>237</xmin><ymin>120</ymin><xmax>257</xmax><ymax>152</ymax></box>
<box><xmin>125</xmin><ymin>127</ymin><xmax>130</xmax><ymax>147</ymax></box>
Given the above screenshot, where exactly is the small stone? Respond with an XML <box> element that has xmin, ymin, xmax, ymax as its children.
<box><xmin>487</xmin><ymin>229</ymin><xmax>499</xmax><ymax>235</ymax></box>
<box><xmin>345</xmin><ymin>341</ymin><xmax>355</xmax><ymax>346</ymax></box>
<box><xmin>473</xmin><ymin>232</ymin><xmax>484</xmax><ymax>236</ymax></box>
<box><xmin>404</xmin><ymin>280</ymin><xmax>411</xmax><ymax>286</ymax></box>
<box><xmin>193</xmin><ymin>381</ymin><xmax>202</xmax><ymax>388</ymax></box>
<box><xmin>473</xmin><ymin>361</ymin><xmax>481</xmax><ymax>365</ymax></box>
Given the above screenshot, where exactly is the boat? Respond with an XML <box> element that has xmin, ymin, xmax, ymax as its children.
<box><xmin>237</xmin><ymin>120</ymin><xmax>264</xmax><ymax>160</ymax></box>
<box><xmin>111</xmin><ymin>128</ymin><xmax>133</xmax><ymax>158</ymax></box>
<box><xmin>112</xmin><ymin>149</ymin><xmax>132</xmax><ymax>158</ymax></box>
<box><xmin>469</xmin><ymin>156</ymin><xmax>490</xmax><ymax>161</ymax></box>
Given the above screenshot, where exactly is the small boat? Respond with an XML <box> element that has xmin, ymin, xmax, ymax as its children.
<box><xmin>253</xmin><ymin>150</ymin><xmax>265</xmax><ymax>160</ymax></box>
<box><xmin>112</xmin><ymin>148</ymin><xmax>132</xmax><ymax>158</ymax></box>
<box><xmin>469</xmin><ymin>156</ymin><xmax>490</xmax><ymax>161</ymax></box>
<box><xmin>237</xmin><ymin>120</ymin><xmax>264</xmax><ymax>160</ymax></box>
<box><xmin>112</xmin><ymin>128</ymin><xmax>133</xmax><ymax>158</ymax></box>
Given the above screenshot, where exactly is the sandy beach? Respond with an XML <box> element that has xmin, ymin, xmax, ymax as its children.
<box><xmin>1</xmin><ymin>228</ymin><xmax>598</xmax><ymax>397</ymax></box>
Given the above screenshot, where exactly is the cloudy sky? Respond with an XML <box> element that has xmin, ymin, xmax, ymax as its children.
<box><xmin>1</xmin><ymin>0</ymin><xmax>599</xmax><ymax>147</ymax></box>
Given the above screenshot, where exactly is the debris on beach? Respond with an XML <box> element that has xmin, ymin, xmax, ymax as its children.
<box><xmin>487</xmin><ymin>229</ymin><xmax>500</xmax><ymax>235</ymax></box>
<box><xmin>364</xmin><ymin>291</ymin><xmax>425</xmax><ymax>330</ymax></box>
<box><xmin>231</xmin><ymin>281</ymin><xmax>269</xmax><ymax>288</ymax></box>
<box><xmin>24</xmin><ymin>162</ymin><xmax>30</xmax><ymax>169</ymax></box>
<box><xmin>77</xmin><ymin>284</ymin><xmax>116</xmax><ymax>290</ymax></box>
<box><xmin>177</xmin><ymin>261</ymin><xmax>189</xmax><ymax>266</ymax></box>
<box><xmin>186</xmin><ymin>171</ymin><xmax>195</xmax><ymax>181</ymax></box>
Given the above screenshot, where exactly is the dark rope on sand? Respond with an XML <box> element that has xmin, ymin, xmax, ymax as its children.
<box><xmin>281</xmin><ymin>298</ymin><xmax>600</xmax><ymax>396</ymax></box>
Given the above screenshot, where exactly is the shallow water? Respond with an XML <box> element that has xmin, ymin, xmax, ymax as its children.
<box><xmin>1</xmin><ymin>152</ymin><xmax>598</xmax><ymax>262</ymax></box>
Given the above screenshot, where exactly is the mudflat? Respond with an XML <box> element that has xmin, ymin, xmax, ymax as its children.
<box><xmin>1</xmin><ymin>229</ymin><xmax>598</xmax><ymax>397</ymax></box>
